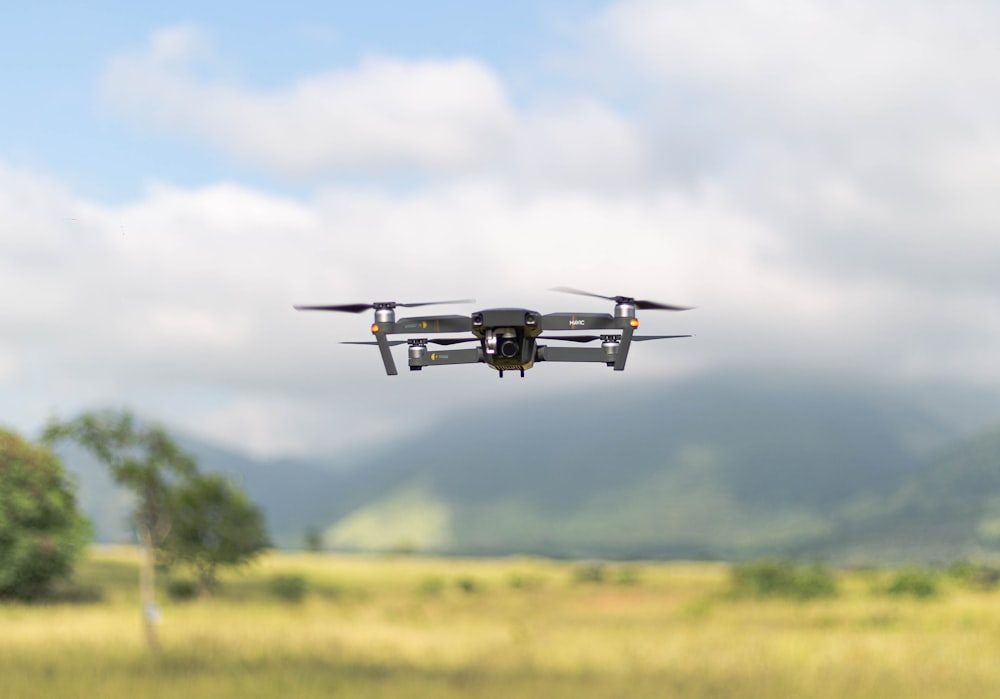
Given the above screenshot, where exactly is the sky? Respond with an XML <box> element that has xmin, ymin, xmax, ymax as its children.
<box><xmin>2</xmin><ymin>0</ymin><xmax>1000</xmax><ymax>457</ymax></box>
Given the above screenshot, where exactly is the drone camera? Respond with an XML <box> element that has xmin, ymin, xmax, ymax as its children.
<box><xmin>524</xmin><ymin>312</ymin><xmax>538</xmax><ymax>326</ymax></box>
<box><xmin>498</xmin><ymin>337</ymin><xmax>521</xmax><ymax>358</ymax></box>
<box><xmin>485</xmin><ymin>328</ymin><xmax>521</xmax><ymax>359</ymax></box>
<box><xmin>472</xmin><ymin>313</ymin><xmax>484</xmax><ymax>327</ymax></box>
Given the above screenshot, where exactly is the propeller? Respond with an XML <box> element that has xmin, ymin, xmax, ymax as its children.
<box><xmin>549</xmin><ymin>287</ymin><xmax>691</xmax><ymax>311</ymax></box>
<box><xmin>295</xmin><ymin>299</ymin><xmax>475</xmax><ymax>313</ymax></box>
<box><xmin>541</xmin><ymin>334</ymin><xmax>692</xmax><ymax>343</ymax></box>
<box><xmin>341</xmin><ymin>337</ymin><xmax>480</xmax><ymax>347</ymax></box>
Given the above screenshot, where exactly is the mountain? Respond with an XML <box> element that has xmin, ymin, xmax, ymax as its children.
<box><xmin>322</xmin><ymin>371</ymin><xmax>960</xmax><ymax>559</ymax></box>
<box><xmin>828</xmin><ymin>425</ymin><xmax>1000</xmax><ymax>562</ymax></box>
<box><xmin>57</xmin><ymin>370</ymin><xmax>998</xmax><ymax>562</ymax></box>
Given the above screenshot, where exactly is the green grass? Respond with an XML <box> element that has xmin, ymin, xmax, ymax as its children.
<box><xmin>3</xmin><ymin>548</ymin><xmax>1000</xmax><ymax>698</ymax></box>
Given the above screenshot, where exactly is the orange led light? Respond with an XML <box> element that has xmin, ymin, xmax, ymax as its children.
<box><xmin>630</xmin><ymin>318</ymin><xmax>640</xmax><ymax>328</ymax></box>
<box><xmin>370</xmin><ymin>323</ymin><xmax>380</xmax><ymax>334</ymax></box>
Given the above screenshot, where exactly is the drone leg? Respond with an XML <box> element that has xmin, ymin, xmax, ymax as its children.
<box><xmin>374</xmin><ymin>331</ymin><xmax>398</xmax><ymax>375</ymax></box>
<box><xmin>520</xmin><ymin>369</ymin><xmax>525</xmax><ymax>378</ymax></box>
<box><xmin>613</xmin><ymin>325</ymin><xmax>634</xmax><ymax>371</ymax></box>
<box><xmin>498</xmin><ymin>370</ymin><xmax>504</xmax><ymax>378</ymax></box>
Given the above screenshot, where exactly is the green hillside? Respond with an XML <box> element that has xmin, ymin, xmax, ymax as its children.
<box><xmin>324</xmin><ymin>372</ymin><xmax>959</xmax><ymax>559</ymax></box>
<box><xmin>829</xmin><ymin>426</ymin><xmax>1000</xmax><ymax>562</ymax></box>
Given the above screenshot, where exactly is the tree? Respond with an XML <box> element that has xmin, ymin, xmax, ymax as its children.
<box><xmin>304</xmin><ymin>525</ymin><xmax>324</xmax><ymax>553</ymax></box>
<box><xmin>162</xmin><ymin>473</ymin><xmax>269</xmax><ymax>596</ymax></box>
<box><xmin>43</xmin><ymin>410</ymin><xmax>195</xmax><ymax>649</ymax></box>
<box><xmin>0</xmin><ymin>429</ymin><xmax>90</xmax><ymax>600</ymax></box>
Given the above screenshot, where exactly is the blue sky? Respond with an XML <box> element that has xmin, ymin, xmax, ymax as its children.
<box><xmin>3</xmin><ymin>1</ymin><xmax>1000</xmax><ymax>456</ymax></box>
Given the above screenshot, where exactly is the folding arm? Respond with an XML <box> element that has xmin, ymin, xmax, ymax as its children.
<box><xmin>393</xmin><ymin>315</ymin><xmax>473</xmax><ymax>334</ymax></box>
<box><xmin>408</xmin><ymin>346</ymin><xmax>484</xmax><ymax>370</ymax></box>
<box><xmin>540</xmin><ymin>313</ymin><xmax>618</xmax><ymax>331</ymax></box>
<box><xmin>535</xmin><ymin>346</ymin><xmax>608</xmax><ymax>364</ymax></box>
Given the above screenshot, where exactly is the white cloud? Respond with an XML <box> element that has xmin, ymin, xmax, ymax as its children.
<box><xmin>100</xmin><ymin>26</ymin><xmax>651</xmax><ymax>189</ymax></box>
<box><xmin>4</xmin><ymin>153</ymin><xmax>999</xmax><ymax>455</ymax></box>
<box><xmin>0</xmin><ymin>349</ymin><xmax>16</xmax><ymax>383</ymax></box>
<box><xmin>510</xmin><ymin>100</ymin><xmax>646</xmax><ymax>191</ymax></box>
<box><xmin>102</xmin><ymin>26</ymin><xmax>518</xmax><ymax>175</ymax></box>
<box><xmin>599</xmin><ymin>0</ymin><xmax>1000</xmax><ymax>124</ymax></box>
<box><xmin>592</xmin><ymin>0</ymin><xmax>1000</xmax><ymax>295</ymax></box>
<box><xmin>6</xmin><ymin>150</ymin><xmax>1000</xmax><ymax>455</ymax></box>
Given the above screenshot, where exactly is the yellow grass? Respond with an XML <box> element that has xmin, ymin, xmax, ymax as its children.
<box><xmin>2</xmin><ymin>548</ymin><xmax>999</xmax><ymax>698</ymax></box>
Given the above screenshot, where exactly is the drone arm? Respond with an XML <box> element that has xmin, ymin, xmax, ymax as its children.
<box><xmin>408</xmin><ymin>347</ymin><xmax>483</xmax><ymax>369</ymax></box>
<box><xmin>393</xmin><ymin>315</ymin><xmax>472</xmax><ymax>334</ymax></box>
<box><xmin>535</xmin><ymin>346</ymin><xmax>608</xmax><ymax>363</ymax></box>
<box><xmin>540</xmin><ymin>313</ymin><xmax>617</xmax><ymax>331</ymax></box>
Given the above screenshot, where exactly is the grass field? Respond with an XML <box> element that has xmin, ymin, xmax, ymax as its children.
<box><xmin>2</xmin><ymin>548</ymin><xmax>1000</xmax><ymax>698</ymax></box>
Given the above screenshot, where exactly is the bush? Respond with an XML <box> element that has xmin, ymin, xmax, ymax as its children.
<box><xmin>948</xmin><ymin>560</ymin><xmax>1000</xmax><ymax>591</ymax></box>
<box><xmin>0</xmin><ymin>430</ymin><xmax>91</xmax><ymax>601</ymax></box>
<box><xmin>417</xmin><ymin>576</ymin><xmax>445</xmax><ymax>596</ymax></box>
<box><xmin>572</xmin><ymin>562</ymin><xmax>607</xmax><ymax>584</ymax></box>
<box><xmin>883</xmin><ymin>568</ymin><xmax>939</xmax><ymax>598</ymax></box>
<box><xmin>269</xmin><ymin>574</ymin><xmax>308</xmax><ymax>603</ymax></box>
<box><xmin>167</xmin><ymin>579</ymin><xmax>199</xmax><ymax>601</ymax></box>
<box><xmin>47</xmin><ymin>583</ymin><xmax>105</xmax><ymax>604</ymax></box>
<box><xmin>507</xmin><ymin>572</ymin><xmax>544</xmax><ymax>590</ymax></box>
<box><xmin>730</xmin><ymin>560</ymin><xmax>838</xmax><ymax>600</ymax></box>
<box><xmin>616</xmin><ymin>564</ymin><xmax>642</xmax><ymax>586</ymax></box>
<box><xmin>455</xmin><ymin>576</ymin><xmax>481</xmax><ymax>594</ymax></box>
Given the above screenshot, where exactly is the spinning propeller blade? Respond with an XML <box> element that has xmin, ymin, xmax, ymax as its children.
<box><xmin>341</xmin><ymin>337</ymin><xmax>479</xmax><ymax>347</ymax></box>
<box><xmin>632</xmin><ymin>334</ymin><xmax>693</xmax><ymax>341</ymax></box>
<box><xmin>539</xmin><ymin>334</ymin><xmax>604</xmax><ymax>343</ymax></box>
<box><xmin>296</xmin><ymin>303</ymin><xmax>373</xmax><ymax>313</ymax></box>
<box><xmin>540</xmin><ymin>334</ymin><xmax>692</xmax><ymax>343</ymax></box>
<box><xmin>427</xmin><ymin>337</ymin><xmax>480</xmax><ymax>345</ymax></box>
<box><xmin>549</xmin><ymin>287</ymin><xmax>692</xmax><ymax>311</ymax></box>
<box><xmin>397</xmin><ymin>299</ymin><xmax>476</xmax><ymax>308</ymax></box>
<box><xmin>295</xmin><ymin>299</ymin><xmax>475</xmax><ymax>313</ymax></box>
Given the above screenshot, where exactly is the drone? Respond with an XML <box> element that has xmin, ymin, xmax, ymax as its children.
<box><xmin>294</xmin><ymin>287</ymin><xmax>693</xmax><ymax>377</ymax></box>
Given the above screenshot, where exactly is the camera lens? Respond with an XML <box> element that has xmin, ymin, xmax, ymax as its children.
<box><xmin>498</xmin><ymin>339</ymin><xmax>519</xmax><ymax>358</ymax></box>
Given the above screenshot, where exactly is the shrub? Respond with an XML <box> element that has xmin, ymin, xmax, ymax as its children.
<box><xmin>572</xmin><ymin>562</ymin><xmax>607</xmax><ymax>584</ymax></box>
<box><xmin>455</xmin><ymin>576</ymin><xmax>481</xmax><ymax>594</ymax></box>
<box><xmin>167</xmin><ymin>579</ymin><xmax>199</xmax><ymax>601</ymax></box>
<box><xmin>948</xmin><ymin>560</ymin><xmax>1000</xmax><ymax>591</ymax></box>
<box><xmin>883</xmin><ymin>568</ymin><xmax>939</xmax><ymax>598</ymax></box>
<box><xmin>417</xmin><ymin>576</ymin><xmax>445</xmax><ymax>596</ymax></box>
<box><xmin>616</xmin><ymin>564</ymin><xmax>642</xmax><ymax>586</ymax></box>
<box><xmin>269</xmin><ymin>574</ymin><xmax>308</xmax><ymax>603</ymax></box>
<box><xmin>730</xmin><ymin>560</ymin><xmax>838</xmax><ymax>600</ymax></box>
<box><xmin>507</xmin><ymin>572</ymin><xmax>544</xmax><ymax>590</ymax></box>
